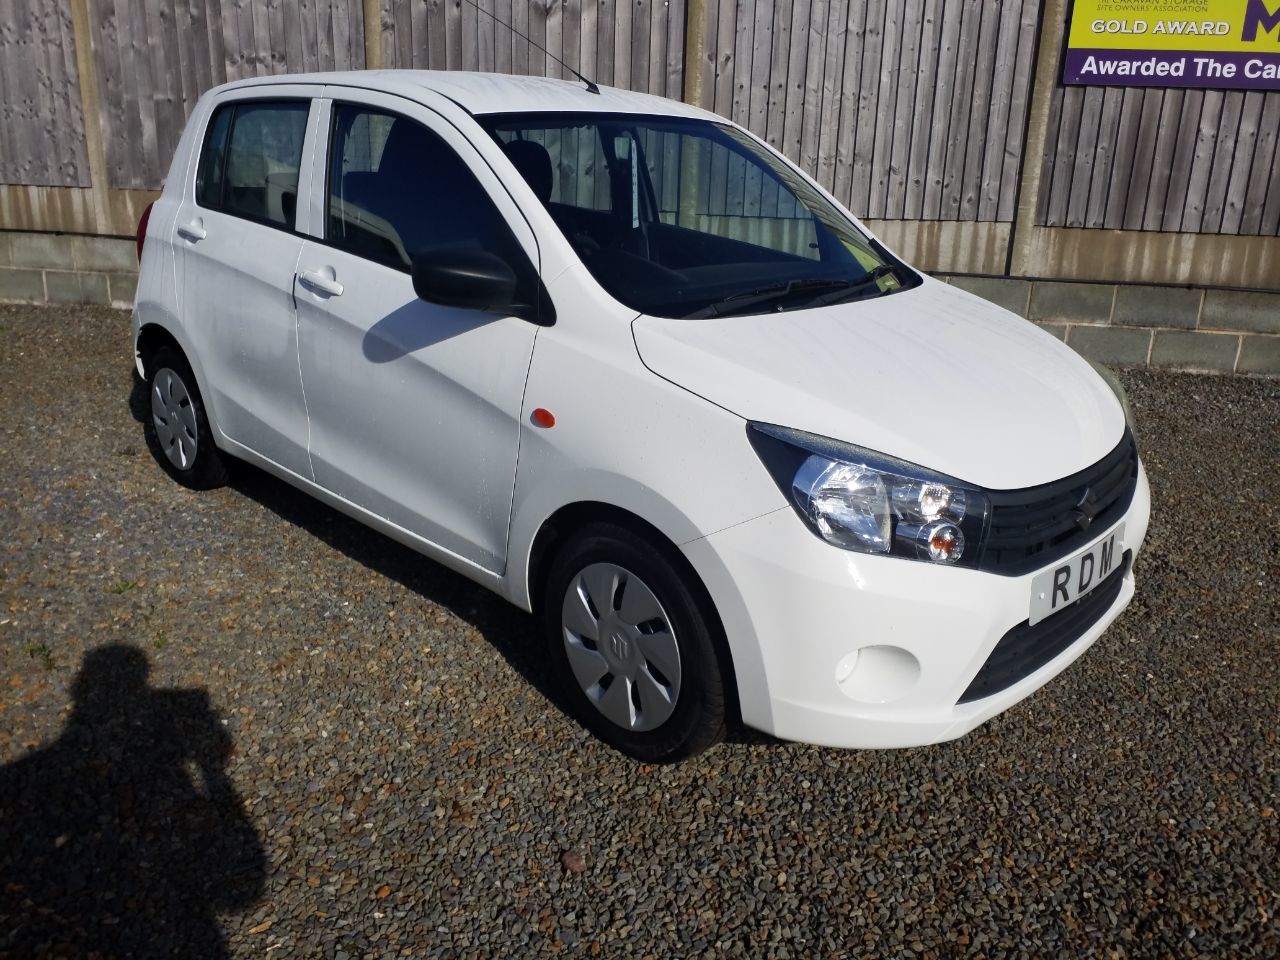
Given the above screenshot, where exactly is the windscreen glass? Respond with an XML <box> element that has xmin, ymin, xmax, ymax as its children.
<box><xmin>482</xmin><ymin>113</ymin><xmax>917</xmax><ymax>318</ymax></box>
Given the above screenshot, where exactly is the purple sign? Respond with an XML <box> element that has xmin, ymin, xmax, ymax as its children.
<box><xmin>1063</xmin><ymin>48</ymin><xmax>1280</xmax><ymax>90</ymax></box>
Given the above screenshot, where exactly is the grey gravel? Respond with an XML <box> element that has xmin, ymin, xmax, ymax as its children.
<box><xmin>1</xmin><ymin>303</ymin><xmax>1277</xmax><ymax>958</ymax></box>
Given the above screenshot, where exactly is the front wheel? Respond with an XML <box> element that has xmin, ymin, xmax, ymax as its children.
<box><xmin>543</xmin><ymin>523</ymin><xmax>727</xmax><ymax>762</ymax></box>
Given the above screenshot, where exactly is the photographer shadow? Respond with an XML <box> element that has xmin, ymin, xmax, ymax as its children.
<box><xmin>0</xmin><ymin>645</ymin><xmax>265</xmax><ymax>958</ymax></box>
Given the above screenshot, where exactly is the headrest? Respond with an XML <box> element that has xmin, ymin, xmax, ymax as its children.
<box><xmin>502</xmin><ymin>139</ymin><xmax>554</xmax><ymax>203</ymax></box>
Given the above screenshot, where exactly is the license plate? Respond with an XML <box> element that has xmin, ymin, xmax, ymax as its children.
<box><xmin>1028</xmin><ymin>524</ymin><xmax>1125</xmax><ymax>626</ymax></box>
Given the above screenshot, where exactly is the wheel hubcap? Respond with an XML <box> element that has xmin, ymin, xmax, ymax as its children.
<box><xmin>561</xmin><ymin>562</ymin><xmax>682</xmax><ymax>733</ymax></box>
<box><xmin>151</xmin><ymin>368</ymin><xmax>198</xmax><ymax>470</ymax></box>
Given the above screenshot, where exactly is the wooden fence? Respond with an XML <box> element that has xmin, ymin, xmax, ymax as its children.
<box><xmin>0</xmin><ymin>0</ymin><xmax>90</xmax><ymax>187</ymax></box>
<box><xmin>1037</xmin><ymin>65</ymin><xmax>1280</xmax><ymax>237</ymax></box>
<box><xmin>1</xmin><ymin>0</ymin><xmax>1278</xmax><ymax>285</ymax></box>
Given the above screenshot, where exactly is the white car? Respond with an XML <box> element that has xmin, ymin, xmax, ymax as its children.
<box><xmin>133</xmin><ymin>71</ymin><xmax>1150</xmax><ymax>762</ymax></box>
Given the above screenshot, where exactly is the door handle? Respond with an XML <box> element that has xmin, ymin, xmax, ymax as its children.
<box><xmin>298</xmin><ymin>269</ymin><xmax>344</xmax><ymax>298</ymax></box>
<box><xmin>176</xmin><ymin>220</ymin><xmax>207</xmax><ymax>241</ymax></box>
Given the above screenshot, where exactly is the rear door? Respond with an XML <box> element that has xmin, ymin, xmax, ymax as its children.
<box><xmin>176</xmin><ymin>89</ymin><xmax>320</xmax><ymax>478</ymax></box>
<box><xmin>293</xmin><ymin>91</ymin><xmax>542</xmax><ymax>573</ymax></box>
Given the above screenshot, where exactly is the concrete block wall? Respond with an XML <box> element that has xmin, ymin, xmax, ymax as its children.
<box><xmin>941</xmin><ymin>276</ymin><xmax>1278</xmax><ymax>376</ymax></box>
<box><xmin>0</xmin><ymin>231</ymin><xmax>137</xmax><ymax>310</ymax></box>
<box><xmin>2</xmin><ymin>230</ymin><xmax>1276</xmax><ymax>375</ymax></box>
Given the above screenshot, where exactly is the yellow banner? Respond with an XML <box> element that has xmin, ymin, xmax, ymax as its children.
<box><xmin>1064</xmin><ymin>0</ymin><xmax>1280</xmax><ymax>88</ymax></box>
<box><xmin>1068</xmin><ymin>0</ymin><xmax>1280</xmax><ymax>53</ymax></box>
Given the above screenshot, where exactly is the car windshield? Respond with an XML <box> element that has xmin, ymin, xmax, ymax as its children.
<box><xmin>480</xmin><ymin>112</ymin><xmax>917</xmax><ymax>319</ymax></box>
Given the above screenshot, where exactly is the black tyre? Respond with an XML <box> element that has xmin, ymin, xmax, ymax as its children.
<box><xmin>543</xmin><ymin>522</ymin><xmax>727</xmax><ymax>762</ymax></box>
<box><xmin>143</xmin><ymin>346</ymin><xmax>228</xmax><ymax>490</ymax></box>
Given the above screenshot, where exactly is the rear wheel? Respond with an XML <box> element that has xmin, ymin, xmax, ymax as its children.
<box><xmin>143</xmin><ymin>346</ymin><xmax>228</xmax><ymax>490</ymax></box>
<box><xmin>543</xmin><ymin>522</ymin><xmax>727</xmax><ymax>762</ymax></box>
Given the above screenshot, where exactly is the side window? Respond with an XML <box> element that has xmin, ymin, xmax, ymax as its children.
<box><xmin>326</xmin><ymin>104</ymin><xmax>535</xmax><ymax>284</ymax></box>
<box><xmin>196</xmin><ymin>100</ymin><xmax>309</xmax><ymax>229</ymax></box>
<box><xmin>195</xmin><ymin>106</ymin><xmax>232</xmax><ymax>208</ymax></box>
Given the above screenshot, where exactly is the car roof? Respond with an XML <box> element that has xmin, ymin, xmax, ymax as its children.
<box><xmin>216</xmin><ymin>70</ymin><xmax>720</xmax><ymax>121</ymax></box>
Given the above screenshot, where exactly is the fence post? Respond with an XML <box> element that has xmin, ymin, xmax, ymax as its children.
<box><xmin>69</xmin><ymin>0</ymin><xmax>111</xmax><ymax>233</ymax></box>
<box><xmin>1008</xmin><ymin>0</ymin><xmax>1066</xmax><ymax>278</ymax></box>
<box><xmin>363</xmin><ymin>0</ymin><xmax>385</xmax><ymax>69</ymax></box>
<box><xmin>682</xmin><ymin>0</ymin><xmax>711</xmax><ymax>109</ymax></box>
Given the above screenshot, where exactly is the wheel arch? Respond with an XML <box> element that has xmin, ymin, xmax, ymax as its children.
<box><xmin>135</xmin><ymin>322</ymin><xmax>188</xmax><ymax>380</ymax></box>
<box><xmin>524</xmin><ymin>500</ymin><xmax>743</xmax><ymax>730</ymax></box>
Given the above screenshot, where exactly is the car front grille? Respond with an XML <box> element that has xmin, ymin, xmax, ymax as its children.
<box><xmin>958</xmin><ymin>550</ymin><xmax>1131</xmax><ymax>705</ymax></box>
<box><xmin>978</xmin><ymin>430</ymin><xmax>1138</xmax><ymax>576</ymax></box>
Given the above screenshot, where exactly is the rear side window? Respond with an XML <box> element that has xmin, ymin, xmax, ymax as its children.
<box><xmin>326</xmin><ymin>104</ymin><xmax>532</xmax><ymax>279</ymax></box>
<box><xmin>195</xmin><ymin>100</ymin><xmax>309</xmax><ymax>230</ymax></box>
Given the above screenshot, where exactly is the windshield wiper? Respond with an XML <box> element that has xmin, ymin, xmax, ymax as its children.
<box><xmin>800</xmin><ymin>264</ymin><xmax>900</xmax><ymax>310</ymax></box>
<box><xmin>683</xmin><ymin>277</ymin><xmax>854</xmax><ymax>319</ymax></box>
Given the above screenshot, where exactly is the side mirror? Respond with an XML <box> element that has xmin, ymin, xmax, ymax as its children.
<box><xmin>411</xmin><ymin>246</ymin><xmax>521</xmax><ymax>315</ymax></box>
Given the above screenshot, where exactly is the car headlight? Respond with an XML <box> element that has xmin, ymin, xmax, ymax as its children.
<box><xmin>747</xmin><ymin>423</ymin><xmax>989</xmax><ymax>566</ymax></box>
<box><xmin>1088</xmin><ymin>359</ymin><xmax>1136</xmax><ymax>434</ymax></box>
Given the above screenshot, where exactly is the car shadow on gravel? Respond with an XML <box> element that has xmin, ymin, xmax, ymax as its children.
<box><xmin>128</xmin><ymin>374</ymin><xmax>772</xmax><ymax>750</ymax></box>
<box><xmin>0</xmin><ymin>644</ymin><xmax>266</xmax><ymax>959</ymax></box>
<box><xmin>226</xmin><ymin>460</ymin><xmax>776</xmax><ymax>749</ymax></box>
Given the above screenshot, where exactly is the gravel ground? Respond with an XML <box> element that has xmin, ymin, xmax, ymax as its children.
<box><xmin>0</xmin><ymin>302</ymin><xmax>1277</xmax><ymax>959</ymax></box>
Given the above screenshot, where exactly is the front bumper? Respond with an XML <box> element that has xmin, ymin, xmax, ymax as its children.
<box><xmin>682</xmin><ymin>461</ymin><xmax>1151</xmax><ymax>749</ymax></box>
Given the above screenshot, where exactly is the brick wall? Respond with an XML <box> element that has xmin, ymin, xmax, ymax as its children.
<box><xmin>0</xmin><ymin>231</ymin><xmax>137</xmax><ymax>309</ymax></box>
<box><xmin>2</xmin><ymin>230</ymin><xmax>1276</xmax><ymax>375</ymax></box>
<box><xmin>941</xmin><ymin>276</ymin><xmax>1278</xmax><ymax>376</ymax></box>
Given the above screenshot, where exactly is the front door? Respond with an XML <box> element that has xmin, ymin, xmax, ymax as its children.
<box><xmin>294</xmin><ymin>94</ymin><xmax>541</xmax><ymax>572</ymax></box>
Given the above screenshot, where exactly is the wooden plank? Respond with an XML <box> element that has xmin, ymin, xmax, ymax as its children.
<box><xmin>1064</xmin><ymin>87</ymin><xmax>1104</xmax><ymax>227</ymax></box>
<box><xmin>938</xmin><ymin>0</ymin><xmax>981</xmax><ymax>220</ymax></box>
<box><xmin>124</xmin><ymin>0</ymin><xmax>154</xmax><ymax>186</ymax></box>
<box><xmin>867</xmin><ymin>0</ymin><xmax>906</xmax><ymax>220</ymax></box>
<box><xmin>459</xmin><ymin>0</ymin><xmax>478</xmax><ymax>72</ymax></box>
<box><xmin>996</xmin><ymin>0</ymin><xmax>1038</xmax><ymax>222</ymax></box>
<box><xmin>920</xmin><ymin>0</ymin><xmax>959</xmax><ymax>219</ymax></box>
<box><xmin>977</xmin><ymin>0</ymin><xmax>1019</xmax><ymax>222</ymax></box>
<box><xmin>1159</xmin><ymin>90</ymin><xmax>1204</xmax><ymax>232</ymax></box>
<box><xmin>812</xmin><ymin>0</ymin><xmax>845</xmax><ymax>192</ymax></box>
<box><xmin>252</xmin><ymin>0</ymin><xmax>273</xmax><ymax>73</ymax></box>
<box><xmin>902</xmin><ymin>0</ymin><xmax>938</xmax><ymax>220</ymax></box>
<box><xmin>629</xmin><ymin>0</ymin><xmax>650</xmax><ymax>92</ymax></box>
<box><xmin>1119</xmin><ymin>90</ymin><xmax>1163</xmax><ymax>230</ymax></box>
<box><xmin>613</xmin><ymin>0</ymin><xmax>631</xmax><ymax>87</ymax></box>
<box><xmin>741</xmin><ymin>0</ymin><xmax>774</xmax><ymax>215</ymax></box>
<box><xmin>759</xmin><ymin>0</ymin><xmax>792</xmax><ymax>217</ymax></box>
<box><xmin>1100</xmin><ymin>87</ymin><xmax>1142</xmax><ymax>230</ymax></box>
<box><xmin>1141</xmin><ymin>89</ymin><xmax>1183</xmax><ymax>231</ymax></box>
<box><xmin>594</xmin><ymin>0</ymin><xmax>613</xmax><ymax>84</ymax></box>
<box><xmin>477</xmin><ymin>0</ymin><xmax>496</xmax><ymax>72</ymax></box>
<box><xmin>957</xmin><ymin>0</ymin><xmax>999</xmax><ymax>222</ymax></box>
<box><xmin>512</xmin><ymin>0</ymin><xmax>530</xmax><ymax>74</ymax></box>
<box><xmin>1084</xmin><ymin>87</ymin><xmax>1125</xmax><ymax>228</ymax></box>
<box><xmin>1180</xmin><ymin>91</ymin><xmax>1225</xmax><ymax>234</ymax></box>
<box><xmin>1219</xmin><ymin>92</ymin><xmax>1264</xmax><ymax>235</ymax></box>
<box><xmin>849</xmin><ymin>0</ymin><xmax>883</xmax><ymax>216</ymax></box>
<box><xmin>764</xmin><ymin>0</ymin><xmax>793</xmax><ymax>149</ymax></box>
<box><xmin>54</xmin><ymin>0</ymin><xmax>87</xmax><ymax>184</ymax></box>
<box><xmin>647</xmin><ymin>0</ymin><xmax>664</xmax><ymax>95</ymax></box>
<box><xmin>153</xmin><ymin>0</ymin><xmax>187</xmax><ymax>174</ymax></box>
<box><xmin>709</xmin><ymin>0</ymin><xmax>734</xmax><ymax>116</ymax></box>
<box><xmin>1241</xmin><ymin>93</ymin><xmax>1280</xmax><ymax>235</ymax></box>
<box><xmin>529</xmin><ymin>0</ymin><xmax>549</xmax><ymax>79</ymax></box>
<box><xmin>796</xmin><ymin>0</ymin><xmax>827</xmax><ymax>175</ymax></box>
<box><xmin>666</xmin><ymin>0</ymin><xmax>685</xmax><ymax>99</ymax></box>
<box><xmin>1192</xmin><ymin>92</ymin><xmax>1239</xmax><ymax>234</ymax></box>
<box><xmin>427</xmin><ymin>0</ymin><xmax>448</xmax><ymax>69</ymax></box>
<box><xmin>578</xmin><ymin>0</ymin><xmax>595</xmax><ymax>82</ymax></box>
<box><xmin>882</xmin><ymin>0</ymin><xmax>924</xmax><ymax>220</ymax></box>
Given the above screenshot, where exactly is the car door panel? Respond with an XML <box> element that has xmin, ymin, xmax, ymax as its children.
<box><xmin>177</xmin><ymin>92</ymin><xmax>319</xmax><ymax>479</ymax></box>
<box><xmin>295</xmin><ymin>92</ymin><xmax>542</xmax><ymax>573</ymax></box>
